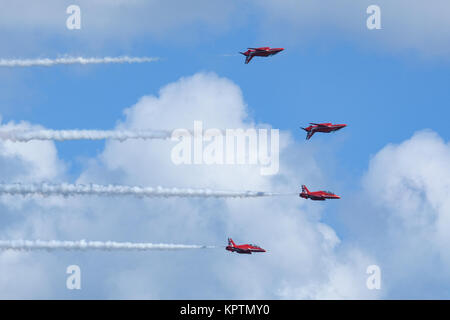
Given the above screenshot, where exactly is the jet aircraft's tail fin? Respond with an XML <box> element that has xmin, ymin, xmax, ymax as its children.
<box><xmin>228</xmin><ymin>238</ymin><xmax>236</xmax><ymax>247</ymax></box>
<box><xmin>302</xmin><ymin>185</ymin><xmax>309</xmax><ymax>194</ymax></box>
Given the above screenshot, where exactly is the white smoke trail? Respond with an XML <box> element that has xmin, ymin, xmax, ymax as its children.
<box><xmin>0</xmin><ymin>183</ymin><xmax>290</xmax><ymax>198</ymax></box>
<box><xmin>0</xmin><ymin>240</ymin><xmax>215</xmax><ymax>251</ymax></box>
<box><xmin>0</xmin><ymin>129</ymin><xmax>172</xmax><ymax>142</ymax></box>
<box><xmin>0</xmin><ymin>56</ymin><xmax>159</xmax><ymax>67</ymax></box>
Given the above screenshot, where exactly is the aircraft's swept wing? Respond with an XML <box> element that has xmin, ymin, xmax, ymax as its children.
<box><xmin>236</xmin><ymin>248</ymin><xmax>251</xmax><ymax>254</ymax></box>
<box><xmin>306</xmin><ymin>131</ymin><xmax>315</xmax><ymax>140</ymax></box>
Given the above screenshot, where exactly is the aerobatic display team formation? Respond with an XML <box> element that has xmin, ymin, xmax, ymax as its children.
<box><xmin>0</xmin><ymin>47</ymin><xmax>347</xmax><ymax>254</ymax></box>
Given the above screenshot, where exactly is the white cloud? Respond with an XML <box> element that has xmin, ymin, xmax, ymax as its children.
<box><xmin>277</xmin><ymin>248</ymin><xmax>376</xmax><ymax>299</ymax></box>
<box><xmin>77</xmin><ymin>72</ymin><xmax>378</xmax><ymax>299</ymax></box>
<box><xmin>0</xmin><ymin>120</ymin><xmax>68</xmax><ymax>298</ymax></box>
<box><xmin>254</xmin><ymin>0</ymin><xmax>450</xmax><ymax>57</ymax></box>
<box><xmin>0</xmin><ymin>251</ymin><xmax>54</xmax><ymax>299</ymax></box>
<box><xmin>0</xmin><ymin>72</ymin><xmax>378</xmax><ymax>299</ymax></box>
<box><xmin>363</xmin><ymin>130</ymin><xmax>450</xmax><ymax>261</ymax></box>
<box><xmin>0</xmin><ymin>120</ymin><xmax>66</xmax><ymax>182</ymax></box>
<box><xmin>1</xmin><ymin>1</ymin><xmax>448</xmax><ymax>58</ymax></box>
<box><xmin>0</xmin><ymin>0</ymin><xmax>238</xmax><ymax>54</ymax></box>
<box><xmin>328</xmin><ymin>130</ymin><xmax>450</xmax><ymax>298</ymax></box>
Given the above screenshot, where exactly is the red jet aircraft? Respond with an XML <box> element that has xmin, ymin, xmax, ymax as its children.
<box><xmin>301</xmin><ymin>123</ymin><xmax>347</xmax><ymax>140</ymax></box>
<box><xmin>239</xmin><ymin>47</ymin><xmax>284</xmax><ymax>64</ymax></box>
<box><xmin>226</xmin><ymin>238</ymin><xmax>266</xmax><ymax>254</ymax></box>
<box><xmin>299</xmin><ymin>185</ymin><xmax>341</xmax><ymax>201</ymax></box>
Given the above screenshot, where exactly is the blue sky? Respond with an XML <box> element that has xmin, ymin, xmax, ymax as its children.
<box><xmin>3</xmin><ymin>20</ymin><xmax>449</xmax><ymax>181</ymax></box>
<box><xmin>0</xmin><ymin>1</ymin><xmax>449</xmax><ymax>299</ymax></box>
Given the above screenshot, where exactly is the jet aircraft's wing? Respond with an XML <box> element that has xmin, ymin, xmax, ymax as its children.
<box><xmin>306</xmin><ymin>131</ymin><xmax>315</xmax><ymax>140</ymax></box>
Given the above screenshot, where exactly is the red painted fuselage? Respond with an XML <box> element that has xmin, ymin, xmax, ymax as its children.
<box><xmin>240</xmin><ymin>47</ymin><xmax>284</xmax><ymax>64</ymax></box>
<box><xmin>299</xmin><ymin>185</ymin><xmax>340</xmax><ymax>201</ymax></box>
<box><xmin>226</xmin><ymin>238</ymin><xmax>266</xmax><ymax>254</ymax></box>
<box><xmin>301</xmin><ymin>123</ymin><xmax>347</xmax><ymax>140</ymax></box>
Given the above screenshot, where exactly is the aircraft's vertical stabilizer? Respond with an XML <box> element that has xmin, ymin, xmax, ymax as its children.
<box><xmin>228</xmin><ymin>238</ymin><xmax>236</xmax><ymax>247</ymax></box>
